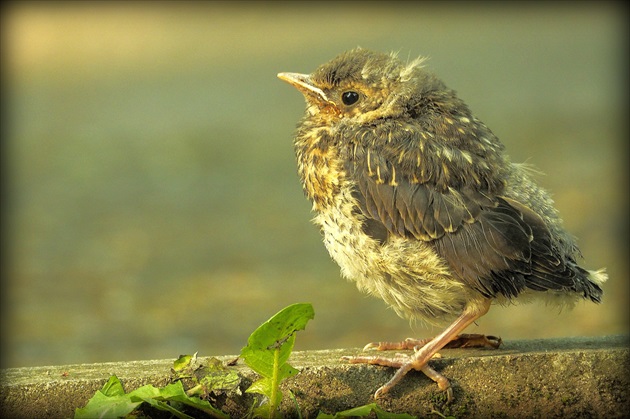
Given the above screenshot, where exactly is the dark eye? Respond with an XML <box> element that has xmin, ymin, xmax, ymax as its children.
<box><xmin>341</xmin><ymin>91</ymin><xmax>360</xmax><ymax>106</ymax></box>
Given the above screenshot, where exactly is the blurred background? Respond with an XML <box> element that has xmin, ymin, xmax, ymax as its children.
<box><xmin>2</xmin><ymin>2</ymin><xmax>628</xmax><ymax>368</ymax></box>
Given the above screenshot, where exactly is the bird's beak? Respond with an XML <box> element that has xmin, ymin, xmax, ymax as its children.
<box><xmin>277</xmin><ymin>72</ymin><xmax>330</xmax><ymax>104</ymax></box>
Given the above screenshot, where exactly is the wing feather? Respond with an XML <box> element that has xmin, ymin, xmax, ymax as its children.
<box><xmin>347</xmin><ymin>147</ymin><xmax>593</xmax><ymax>299</ymax></box>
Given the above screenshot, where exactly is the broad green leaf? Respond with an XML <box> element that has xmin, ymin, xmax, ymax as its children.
<box><xmin>75</xmin><ymin>376</ymin><xmax>229</xmax><ymax>419</ymax></box>
<box><xmin>74</xmin><ymin>391</ymin><xmax>142</xmax><ymax>418</ymax></box>
<box><xmin>245</xmin><ymin>376</ymin><xmax>272</xmax><ymax>397</ymax></box>
<box><xmin>241</xmin><ymin>340</ymin><xmax>299</xmax><ymax>379</ymax></box>
<box><xmin>316</xmin><ymin>403</ymin><xmax>416</xmax><ymax>419</ymax></box>
<box><xmin>127</xmin><ymin>384</ymin><xmax>161</xmax><ymax>401</ymax></box>
<box><xmin>100</xmin><ymin>375</ymin><xmax>125</xmax><ymax>397</ymax></box>
<box><xmin>245</xmin><ymin>303</ymin><xmax>314</xmax><ymax>350</ymax></box>
<box><xmin>241</xmin><ymin>303</ymin><xmax>314</xmax><ymax>378</ymax></box>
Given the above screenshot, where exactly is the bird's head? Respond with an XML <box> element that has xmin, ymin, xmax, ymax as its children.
<box><xmin>279</xmin><ymin>48</ymin><xmax>508</xmax><ymax>194</ymax></box>
<box><xmin>278</xmin><ymin>48</ymin><xmax>442</xmax><ymax>127</ymax></box>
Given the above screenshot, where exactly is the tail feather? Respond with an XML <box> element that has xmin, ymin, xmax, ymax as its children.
<box><xmin>579</xmin><ymin>267</ymin><xmax>607</xmax><ymax>303</ymax></box>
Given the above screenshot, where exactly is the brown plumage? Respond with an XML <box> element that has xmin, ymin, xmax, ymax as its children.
<box><xmin>278</xmin><ymin>48</ymin><xmax>607</xmax><ymax>400</ymax></box>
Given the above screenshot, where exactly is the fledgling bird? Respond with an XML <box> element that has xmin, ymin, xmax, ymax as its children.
<box><xmin>277</xmin><ymin>48</ymin><xmax>607</xmax><ymax>400</ymax></box>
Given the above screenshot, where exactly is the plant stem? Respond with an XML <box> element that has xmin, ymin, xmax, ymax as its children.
<box><xmin>269</xmin><ymin>347</ymin><xmax>281</xmax><ymax>419</ymax></box>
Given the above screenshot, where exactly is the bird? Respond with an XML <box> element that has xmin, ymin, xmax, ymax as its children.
<box><xmin>277</xmin><ymin>48</ymin><xmax>607</xmax><ymax>401</ymax></box>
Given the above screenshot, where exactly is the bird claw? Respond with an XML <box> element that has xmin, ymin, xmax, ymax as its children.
<box><xmin>444</xmin><ymin>386</ymin><xmax>454</xmax><ymax>403</ymax></box>
<box><xmin>347</xmin><ymin>355</ymin><xmax>453</xmax><ymax>403</ymax></box>
<box><xmin>347</xmin><ymin>333</ymin><xmax>500</xmax><ymax>401</ymax></box>
<box><xmin>374</xmin><ymin>385</ymin><xmax>387</xmax><ymax>399</ymax></box>
<box><xmin>362</xmin><ymin>342</ymin><xmax>380</xmax><ymax>351</ymax></box>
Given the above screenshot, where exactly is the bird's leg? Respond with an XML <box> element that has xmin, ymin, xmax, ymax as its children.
<box><xmin>343</xmin><ymin>299</ymin><xmax>493</xmax><ymax>399</ymax></box>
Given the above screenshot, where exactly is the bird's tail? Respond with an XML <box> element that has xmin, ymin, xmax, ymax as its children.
<box><xmin>581</xmin><ymin>268</ymin><xmax>607</xmax><ymax>303</ymax></box>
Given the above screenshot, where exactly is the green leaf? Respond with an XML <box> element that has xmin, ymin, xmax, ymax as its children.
<box><xmin>316</xmin><ymin>403</ymin><xmax>417</xmax><ymax>419</ymax></box>
<box><xmin>245</xmin><ymin>376</ymin><xmax>272</xmax><ymax>397</ymax></box>
<box><xmin>127</xmin><ymin>384</ymin><xmax>162</xmax><ymax>401</ymax></box>
<box><xmin>241</xmin><ymin>342</ymin><xmax>300</xmax><ymax>381</ymax></box>
<box><xmin>100</xmin><ymin>375</ymin><xmax>126</xmax><ymax>397</ymax></box>
<box><xmin>200</xmin><ymin>357</ymin><xmax>242</xmax><ymax>393</ymax></box>
<box><xmin>74</xmin><ymin>390</ymin><xmax>143</xmax><ymax>419</ymax></box>
<box><xmin>241</xmin><ymin>303</ymin><xmax>314</xmax><ymax>378</ymax></box>
<box><xmin>75</xmin><ymin>375</ymin><xmax>229</xmax><ymax>419</ymax></box>
<box><xmin>74</xmin><ymin>375</ymin><xmax>142</xmax><ymax>418</ymax></box>
<box><xmin>245</xmin><ymin>303</ymin><xmax>314</xmax><ymax>350</ymax></box>
<box><xmin>173</xmin><ymin>353</ymin><xmax>196</xmax><ymax>372</ymax></box>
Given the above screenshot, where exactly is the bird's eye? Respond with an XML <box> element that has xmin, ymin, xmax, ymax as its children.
<box><xmin>341</xmin><ymin>91</ymin><xmax>360</xmax><ymax>106</ymax></box>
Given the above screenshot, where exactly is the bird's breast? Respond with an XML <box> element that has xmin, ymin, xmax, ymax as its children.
<box><xmin>294</xmin><ymin>129</ymin><xmax>473</xmax><ymax>322</ymax></box>
<box><xmin>295</xmin><ymin>127</ymin><xmax>383</xmax><ymax>281</ymax></box>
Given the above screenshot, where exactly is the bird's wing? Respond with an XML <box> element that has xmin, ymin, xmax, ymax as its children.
<box><xmin>348</xmin><ymin>147</ymin><xmax>581</xmax><ymax>298</ymax></box>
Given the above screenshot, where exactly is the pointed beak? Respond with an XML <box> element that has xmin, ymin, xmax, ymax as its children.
<box><xmin>277</xmin><ymin>72</ymin><xmax>330</xmax><ymax>103</ymax></box>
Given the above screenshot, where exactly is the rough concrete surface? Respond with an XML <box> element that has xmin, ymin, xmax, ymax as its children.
<box><xmin>1</xmin><ymin>335</ymin><xmax>628</xmax><ymax>418</ymax></box>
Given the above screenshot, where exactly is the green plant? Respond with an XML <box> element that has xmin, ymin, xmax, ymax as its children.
<box><xmin>74</xmin><ymin>303</ymin><xmax>314</xmax><ymax>418</ymax></box>
<box><xmin>74</xmin><ymin>302</ymin><xmax>419</xmax><ymax>418</ymax></box>
<box><xmin>74</xmin><ymin>373</ymin><xmax>229</xmax><ymax>419</ymax></box>
<box><xmin>240</xmin><ymin>302</ymin><xmax>315</xmax><ymax>419</ymax></box>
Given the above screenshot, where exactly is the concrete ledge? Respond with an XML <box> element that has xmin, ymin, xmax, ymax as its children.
<box><xmin>1</xmin><ymin>335</ymin><xmax>628</xmax><ymax>418</ymax></box>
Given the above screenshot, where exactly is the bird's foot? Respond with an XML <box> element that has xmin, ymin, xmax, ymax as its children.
<box><xmin>343</xmin><ymin>301</ymin><xmax>495</xmax><ymax>401</ymax></box>
<box><xmin>363</xmin><ymin>333</ymin><xmax>502</xmax><ymax>351</ymax></box>
<box><xmin>342</xmin><ymin>350</ymin><xmax>453</xmax><ymax>402</ymax></box>
<box><xmin>344</xmin><ymin>333</ymin><xmax>500</xmax><ymax>401</ymax></box>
